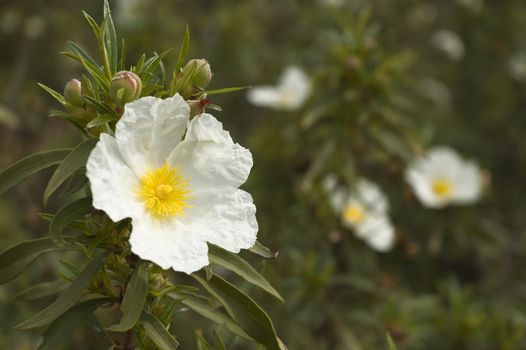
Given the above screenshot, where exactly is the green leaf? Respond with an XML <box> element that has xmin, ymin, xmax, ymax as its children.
<box><xmin>44</xmin><ymin>139</ymin><xmax>97</xmax><ymax>204</ymax></box>
<box><xmin>15</xmin><ymin>251</ymin><xmax>108</xmax><ymax>329</ymax></box>
<box><xmin>108</xmin><ymin>261</ymin><xmax>149</xmax><ymax>332</ymax></box>
<box><xmin>249</xmin><ymin>241</ymin><xmax>277</xmax><ymax>259</ymax></box>
<box><xmin>386</xmin><ymin>333</ymin><xmax>398</xmax><ymax>350</ymax></box>
<box><xmin>0</xmin><ymin>149</ymin><xmax>71</xmax><ymax>194</ymax></box>
<box><xmin>49</xmin><ymin>197</ymin><xmax>93</xmax><ymax>242</ymax></box>
<box><xmin>195</xmin><ymin>330</ymin><xmax>212</xmax><ymax>350</ymax></box>
<box><xmin>103</xmin><ymin>0</ymin><xmax>118</xmax><ymax>74</ymax></box>
<box><xmin>0</xmin><ymin>238</ymin><xmax>58</xmax><ymax>284</ymax></box>
<box><xmin>192</xmin><ymin>274</ymin><xmax>283</xmax><ymax>349</ymax></box>
<box><xmin>176</xmin><ymin>25</ymin><xmax>190</xmax><ymax>71</ymax></box>
<box><xmin>13</xmin><ymin>280</ymin><xmax>68</xmax><ymax>301</ymax></box>
<box><xmin>205</xmin><ymin>86</ymin><xmax>250</xmax><ymax>96</ymax></box>
<box><xmin>82</xmin><ymin>96</ymin><xmax>115</xmax><ymax>115</ymax></box>
<box><xmin>86</xmin><ymin>113</ymin><xmax>118</xmax><ymax>129</ymax></box>
<box><xmin>38</xmin><ymin>297</ymin><xmax>114</xmax><ymax>350</ymax></box>
<box><xmin>37</xmin><ymin>83</ymin><xmax>66</xmax><ymax>106</ymax></box>
<box><xmin>169</xmin><ymin>292</ymin><xmax>253</xmax><ymax>341</ymax></box>
<box><xmin>208</xmin><ymin>245</ymin><xmax>283</xmax><ymax>302</ymax></box>
<box><xmin>141</xmin><ymin>311</ymin><xmax>179</xmax><ymax>350</ymax></box>
<box><xmin>82</xmin><ymin>11</ymin><xmax>100</xmax><ymax>40</ymax></box>
<box><xmin>212</xmin><ymin>331</ymin><xmax>228</xmax><ymax>350</ymax></box>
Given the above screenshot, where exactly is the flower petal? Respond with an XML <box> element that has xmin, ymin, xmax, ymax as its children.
<box><xmin>181</xmin><ymin>188</ymin><xmax>258</xmax><ymax>253</ymax></box>
<box><xmin>115</xmin><ymin>95</ymin><xmax>190</xmax><ymax>175</ymax></box>
<box><xmin>167</xmin><ymin>114</ymin><xmax>253</xmax><ymax>190</ymax></box>
<box><xmin>246</xmin><ymin>86</ymin><xmax>282</xmax><ymax>108</ymax></box>
<box><xmin>86</xmin><ymin>134</ymin><xmax>142</xmax><ymax>222</ymax></box>
<box><xmin>129</xmin><ymin>218</ymin><xmax>209</xmax><ymax>274</ymax></box>
<box><xmin>356</xmin><ymin>216</ymin><xmax>395</xmax><ymax>252</ymax></box>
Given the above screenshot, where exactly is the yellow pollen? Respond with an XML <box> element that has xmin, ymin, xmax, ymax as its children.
<box><xmin>343</xmin><ymin>205</ymin><xmax>366</xmax><ymax>224</ymax></box>
<box><xmin>431</xmin><ymin>178</ymin><xmax>453</xmax><ymax>198</ymax></box>
<box><xmin>138</xmin><ymin>164</ymin><xmax>191</xmax><ymax>218</ymax></box>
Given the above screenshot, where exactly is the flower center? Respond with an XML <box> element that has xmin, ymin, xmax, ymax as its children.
<box><xmin>431</xmin><ymin>178</ymin><xmax>453</xmax><ymax>199</ymax></box>
<box><xmin>343</xmin><ymin>205</ymin><xmax>366</xmax><ymax>224</ymax></box>
<box><xmin>138</xmin><ymin>164</ymin><xmax>191</xmax><ymax>218</ymax></box>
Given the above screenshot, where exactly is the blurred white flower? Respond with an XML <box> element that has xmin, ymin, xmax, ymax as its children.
<box><xmin>405</xmin><ymin>146</ymin><xmax>483</xmax><ymax>208</ymax></box>
<box><xmin>247</xmin><ymin>66</ymin><xmax>311</xmax><ymax>111</ymax></box>
<box><xmin>508</xmin><ymin>52</ymin><xmax>526</xmax><ymax>82</ymax></box>
<box><xmin>431</xmin><ymin>30</ymin><xmax>465</xmax><ymax>61</ymax></box>
<box><xmin>87</xmin><ymin>95</ymin><xmax>258</xmax><ymax>273</ymax></box>
<box><xmin>327</xmin><ymin>178</ymin><xmax>395</xmax><ymax>252</ymax></box>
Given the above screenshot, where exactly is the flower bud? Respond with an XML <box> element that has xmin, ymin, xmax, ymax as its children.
<box><xmin>63</xmin><ymin>79</ymin><xmax>83</xmax><ymax>106</ymax></box>
<box><xmin>110</xmin><ymin>71</ymin><xmax>142</xmax><ymax>106</ymax></box>
<box><xmin>183</xmin><ymin>58</ymin><xmax>212</xmax><ymax>88</ymax></box>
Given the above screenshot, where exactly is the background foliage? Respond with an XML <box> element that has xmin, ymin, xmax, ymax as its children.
<box><xmin>1</xmin><ymin>0</ymin><xmax>526</xmax><ymax>349</ymax></box>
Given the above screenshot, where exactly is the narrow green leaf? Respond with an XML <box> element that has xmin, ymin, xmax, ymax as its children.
<box><xmin>386</xmin><ymin>333</ymin><xmax>398</xmax><ymax>350</ymax></box>
<box><xmin>82</xmin><ymin>11</ymin><xmax>100</xmax><ymax>41</ymax></box>
<box><xmin>169</xmin><ymin>293</ymin><xmax>253</xmax><ymax>341</ymax></box>
<box><xmin>212</xmin><ymin>331</ymin><xmax>228</xmax><ymax>350</ymax></box>
<box><xmin>64</xmin><ymin>41</ymin><xmax>100</xmax><ymax>70</ymax></box>
<box><xmin>141</xmin><ymin>311</ymin><xmax>179</xmax><ymax>350</ymax></box>
<box><xmin>38</xmin><ymin>297</ymin><xmax>114</xmax><ymax>350</ymax></box>
<box><xmin>49</xmin><ymin>197</ymin><xmax>93</xmax><ymax>242</ymax></box>
<box><xmin>60</xmin><ymin>172</ymin><xmax>88</xmax><ymax>198</ymax></box>
<box><xmin>37</xmin><ymin>83</ymin><xmax>66</xmax><ymax>106</ymax></box>
<box><xmin>15</xmin><ymin>251</ymin><xmax>107</xmax><ymax>329</ymax></box>
<box><xmin>103</xmin><ymin>0</ymin><xmax>118</xmax><ymax>73</ymax></box>
<box><xmin>249</xmin><ymin>241</ymin><xmax>277</xmax><ymax>259</ymax></box>
<box><xmin>176</xmin><ymin>25</ymin><xmax>190</xmax><ymax>71</ymax></box>
<box><xmin>205</xmin><ymin>86</ymin><xmax>250</xmax><ymax>96</ymax></box>
<box><xmin>44</xmin><ymin>139</ymin><xmax>97</xmax><ymax>204</ymax></box>
<box><xmin>108</xmin><ymin>261</ymin><xmax>149</xmax><ymax>332</ymax></box>
<box><xmin>192</xmin><ymin>274</ymin><xmax>282</xmax><ymax>349</ymax></box>
<box><xmin>120</xmin><ymin>38</ymin><xmax>126</xmax><ymax>71</ymax></box>
<box><xmin>86</xmin><ymin>114</ymin><xmax>118</xmax><ymax>129</ymax></box>
<box><xmin>0</xmin><ymin>238</ymin><xmax>57</xmax><ymax>284</ymax></box>
<box><xmin>208</xmin><ymin>245</ymin><xmax>283</xmax><ymax>302</ymax></box>
<box><xmin>195</xmin><ymin>330</ymin><xmax>212</xmax><ymax>350</ymax></box>
<box><xmin>205</xmin><ymin>104</ymin><xmax>222</xmax><ymax>112</ymax></box>
<box><xmin>82</xmin><ymin>96</ymin><xmax>115</xmax><ymax>115</ymax></box>
<box><xmin>13</xmin><ymin>280</ymin><xmax>68</xmax><ymax>301</ymax></box>
<box><xmin>0</xmin><ymin>148</ymin><xmax>71</xmax><ymax>194</ymax></box>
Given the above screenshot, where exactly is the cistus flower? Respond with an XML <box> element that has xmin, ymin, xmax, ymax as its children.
<box><xmin>405</xmin><ymin>146</ymin><xmax>483</xmax><ymax>209</ymax></box>
<box><xmin>247</xmin><ymin>66</ymin><xmax>311</xmax><ymax>111</ymax></box>
<box><xmin>326</xmin><ymin>178</ymin><xmax>395</xmax><ymax>252</ymax></box>
<box><xmin>64</xmin><ymin>79</ymin><xmax>83</xmax><ymax>106</ymax></box>
<box><xmin>86</xmin><ymin>94</ymin><xmax>258</xmax><ymax>273</ymax></box>
<box><xmin>110</xmin><ymin>71</ymin><xmax>142</xmax><ymax>106</ymax></box>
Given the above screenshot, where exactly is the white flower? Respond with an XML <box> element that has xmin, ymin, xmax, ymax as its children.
<box><xmin>327</xmin><ymin>178</ymin><xmax>395</xmax><ymax>252</ymax></box>
<box><xmin>247</xmin><ymin>66</ymin><xmax>311</xmax><ymax>111</ymax></box>
<box><xmin>86</xmin><ymin>95</ymin><xmax>258</xmax><ymax>273</ymax></box>
<box><xmin>431</xmin><ymin>30</ymin><xmax>465</xmax><ymax>61</ymax></box>
<box><xmin>405</xmin><ymin>146</ymin><xmax>483</xmax><ymax>208</ymax></box>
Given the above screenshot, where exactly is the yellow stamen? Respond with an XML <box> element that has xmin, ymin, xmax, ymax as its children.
<box><xmin>343</xmin><ymin>205</ymin><xmax>366</xmax><ymax>224</ymax></box>
<box><xmin>432</xmin><ymin>178</ymin><xmax>453</xmax><ymax>198</ymax></box>
<box><xmin>138</xmin><ymin>164</ymin><xmax>191</xmax><ymax>218</ymax></box>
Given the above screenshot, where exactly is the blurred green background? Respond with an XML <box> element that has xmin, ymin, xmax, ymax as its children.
<box><xmin>2</xmin><ymin>0</ymin><xmax>526</xmax><ymax>349</ymax></box>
